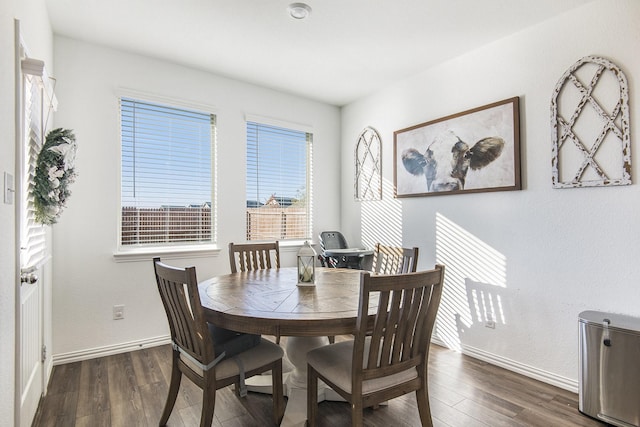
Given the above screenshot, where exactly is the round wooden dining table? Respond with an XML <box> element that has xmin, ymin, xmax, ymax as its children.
<box><xmin>198</xmin><ymin>266</ymin><xmax>373</xmax><ymax>426</ymax></box>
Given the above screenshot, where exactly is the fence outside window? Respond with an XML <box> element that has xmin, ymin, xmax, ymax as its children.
<box><xmin>121</xmin><ymin>206</ymin><xmax>211</xmax><ymax>245</ymax></box>
<box><xmin>245</xmin><ymin>206</ymin><xmax>307</xmax><ymax>241</ymax></box>
<box><xmin>121</xmin><ymin>204</ymin><xmax>306</xmax><ymax>245</ymax></box>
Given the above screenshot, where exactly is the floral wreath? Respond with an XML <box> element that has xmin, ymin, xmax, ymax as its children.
<box><xmin>33</xmin><ymin>128</ymin><xmax>78</xmax><ymax>225</ymax></box>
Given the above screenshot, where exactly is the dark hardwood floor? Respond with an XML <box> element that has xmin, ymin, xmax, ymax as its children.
<box><xmin>32</xmin><ymin>340</ymin><xmax>606</xmax><ymax>427</ymax></box>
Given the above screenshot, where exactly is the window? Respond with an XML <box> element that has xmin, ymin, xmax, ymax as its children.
<box><xmin>120</xmin><ymin>97</ymin><xmax>216</xmax><ymax>247</ymax></box>
<box><xmin>246</xmin><ymin>121</ymin><xmax>312</xmax><ymax>241</ymax></box>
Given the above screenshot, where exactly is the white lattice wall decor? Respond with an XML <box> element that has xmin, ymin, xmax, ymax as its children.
<box><xmin>551</xmin><ymin>55</ymin><xmax>631</xmax><ymax>188</ymax></box>
<box><xmin>355</xmin><ymin>126</ymin><xmax>382</xmax><ymax>201</ymax></box>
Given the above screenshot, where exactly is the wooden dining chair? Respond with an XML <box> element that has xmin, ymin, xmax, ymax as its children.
<box><xmin>306</xmin><ymin>265</ymin><xmax>445</xmax><ymax>427</ymax></box>
<box><xmin>153</xmin><ymin>258</ymin><xmax>284</xmax><ymax>427</ymax></box>
<box><xmin>229</xmin><ymin>241</ymin><xmax>280</xmax><ymax>273</ymax></box>
<box><xmin>372</xmin><ymin>243</ymin><xmax>419</xmax><ymax>274</ymax></box>
<box><xmin>228</xmin><ymin>241</ymin><xmax>283</xmax><ymax>343</ymax></box>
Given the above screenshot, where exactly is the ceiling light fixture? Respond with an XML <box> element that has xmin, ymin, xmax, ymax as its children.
<box><xmin>288</xmin><ymin>3</ymin><xmax>312</xmax><ymax>20</ymax></box>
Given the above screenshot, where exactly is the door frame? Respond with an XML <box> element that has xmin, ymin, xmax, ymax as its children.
<box><xmin>14</xmin><ymin>18</ymin><xmax>25</xmax><ymax>427</ymax></box>
<box><xmin>14</xmin><ymin>19</ymin><xmax>49</xmax><ymax>427</ymax></box>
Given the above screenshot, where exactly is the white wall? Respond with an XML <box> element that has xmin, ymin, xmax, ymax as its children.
<box><xmin>341</xmin><ymin>0</ymin><xmax>639</xmax><ymax>389</ymax></box>
<box><xmin>0</xmin><ymin>0</ymin><xmax>54</xmax><ymax>422</ymax></box>
<box><xmin>0</xmin><ymin>2</ymin><xmax>17</xmax><ymax>422</ymax></box>
<box><xmin>51</xmin><ymin>37</ymin><xmax>341</xmax><ymax>358</ymax></box>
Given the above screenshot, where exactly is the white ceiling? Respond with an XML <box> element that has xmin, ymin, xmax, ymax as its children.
<box><xmin>45</xmin><ymin>0</ymin><xmax>595</xmax><ymax>106</ymax></box>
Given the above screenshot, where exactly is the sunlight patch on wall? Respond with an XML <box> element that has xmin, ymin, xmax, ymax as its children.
<box><xmin>435</xmin><ymin>212</ymin><xmax>507</xmax><ymax>350</ymax></box>
<box><xmin>361</xmin><ymin>178</ymin><xmax>402</xmax><ymax>248</ymax></box>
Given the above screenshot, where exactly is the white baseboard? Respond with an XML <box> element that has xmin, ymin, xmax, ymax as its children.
<box><xmin>52</xmin><ymin>335</ymin><xmax>579</xmax><ymax>394</ymax></box>
<box><xmin>52</xmin><ymin>335</ymin><xmax>171</xmax><ymax>365</ymax></box>
<box><xmin>431</xmin><ymin>337</ymin><xmax>578</xmax><ymax>394</ymax></box>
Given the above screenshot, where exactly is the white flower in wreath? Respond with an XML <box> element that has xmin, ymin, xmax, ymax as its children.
<box><xmin>46</xmin><ymin>205</ymin><xmax>60</xmax><ymax>216</ymax></box>
<box><xmin>48</xmin><ymin>166</ymin><xmax>64</xmax><ymax>180</ymax></box>
<box><xmin>49</xmin><ymin>139</ymin><xmax>77</xmax><ymax>170</ymax></box>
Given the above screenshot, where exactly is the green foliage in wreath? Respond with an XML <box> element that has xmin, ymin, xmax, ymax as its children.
<box><xmin>33</xmin><ymin>128</ymin><xmax>78</xmax><ymax>225</ymax></box>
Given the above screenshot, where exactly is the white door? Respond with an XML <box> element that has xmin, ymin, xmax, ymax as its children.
<box><xmin>18</xmin><ymin>269</ymin><xmax>43</xmax><ymax>427</ymax></box>
<box><xmin>15</xmin><ymin>21</ymin><xmax>48</xmax><ymax>427</ymax></box>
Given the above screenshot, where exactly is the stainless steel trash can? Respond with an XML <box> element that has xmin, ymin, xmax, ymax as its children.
<box><xmin>579</xmin><ymin>310</ymin><xmax>640</xmax><ymax>427</ymax></box>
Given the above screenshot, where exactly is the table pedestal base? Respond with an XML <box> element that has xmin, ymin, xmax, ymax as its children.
<box><xmin>245</xmin><ymin>336</ymin><xmax>345</xmax><ymax>427</ymax></box>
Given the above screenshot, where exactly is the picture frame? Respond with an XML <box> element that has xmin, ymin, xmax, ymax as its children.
<box><xmin>394</xmin><ymin>97</ymin><xmax>521</xmax><ymax>198</ymax></box>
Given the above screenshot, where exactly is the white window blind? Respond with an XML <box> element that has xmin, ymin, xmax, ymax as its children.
<box><xmin>246</xmin><ymin>121</ymin><xmax>312</xmax><ymax>241</ymax></box>
<box><xmin>21</xmin><ymin>75</ymin><xmax>47</xmax><ymax>270</ymax></box>
<box><xmin>120</xmin><ymin>97</ymin><xmax>215</xmax><ymax>246</ymax></box>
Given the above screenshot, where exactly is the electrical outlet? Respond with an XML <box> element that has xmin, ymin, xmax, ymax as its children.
<box><xmin>113</xmin><ymin>304</ymin><xmax>125</xmax><ymax>320</ymax></box>
<box><xmin>485</xmin><ymin>320</ymin><xmax>496</xmax><ymax>329</ymax></box>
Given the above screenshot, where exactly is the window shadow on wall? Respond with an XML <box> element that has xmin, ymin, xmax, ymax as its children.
<box><xmin>435</xmin><ymin>212</ymin><xmax>508</xmax><ymax>350</ymax></box>
<box><xmin>360</xmin><ymin>178</ymin><xmax>402</xmax><ymax>249</ymax></box>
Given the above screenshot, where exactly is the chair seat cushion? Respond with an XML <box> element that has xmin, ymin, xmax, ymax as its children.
<box><xmin>307</xmin><ymin>338</ymin><xmax>418</xmax><ymax>394</ymax></box>
<box><xmin>181</xmin><ymin>338</ymin><xmax>283</xmax><ymax>379</ymax></box>
<box><xmin>208</xmin><ymin>323</ymin><xmax>261</xmax><ymax>360</ymax></box>
<box><xmin>215</xmin><ymin>338</ymin><xmax>284</xmax><ymax>380</ymax></box>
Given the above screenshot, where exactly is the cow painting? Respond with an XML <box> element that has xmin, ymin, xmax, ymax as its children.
<box><xmin>401</xmin><ymin>130</ymin><xmax>505</xmax><ymax>192</ymax></box>
<box><xmin>394</xmin><ymin>98</ymin><xmax>520</xmax><ymax>197</ymax></box>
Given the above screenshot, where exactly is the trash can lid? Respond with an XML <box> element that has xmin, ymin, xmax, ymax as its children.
<box><xmin>579</xmin><ymin>310</ymin><xmax>640</xmax><ymax>332</ymax></box>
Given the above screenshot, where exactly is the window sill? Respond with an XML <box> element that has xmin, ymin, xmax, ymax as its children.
<box><xmin>275</xmin><ymin>240</ymin><xmax>320</xmax><ymax>253</ymax></box>
<box><xmin>113</xmin><ymin>244</ymin><xmax>221</xmax><ymax>263</ymax></box>
<box><xmin>278</xmin><ymin>240</ymin><xmax>315</xmax><ymax>247</ymax></box>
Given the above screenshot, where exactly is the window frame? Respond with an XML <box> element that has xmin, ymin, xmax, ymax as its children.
<box><xmin>244</xmin><ymin>114</ymin><xmax>313</xmax><ymax>244</ymax></box>
<box><xmin>114</xmin><ymin>90</ymin><xmax>218</xmax><ymax>260</ymax></box>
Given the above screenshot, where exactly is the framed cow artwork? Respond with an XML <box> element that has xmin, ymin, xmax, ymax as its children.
<box><xmin>394</xmin><ymin>97</ymin><xmax>521</xmax><ymax>198</ymax></box>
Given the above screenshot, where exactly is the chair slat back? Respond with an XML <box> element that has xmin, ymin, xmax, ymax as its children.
<box><xmin>354</xmin><ymin>266</ymin><xmax>444</xmax><ymax>382</ymax></box>
<box><xmin>373</xmin><ymin>243</ymin><xmax>419</xmax><ymax>274</ymax></box>
<box><xmin>229</xmin><ymin>241</ymin><xmax>280</xmax><ymax>273</ymax></box>
<box><xmin>153</xmin><ymin>257</ymin><xmax>215</xmax><ymax>365</ymax></box>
